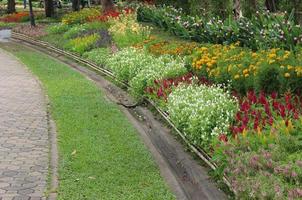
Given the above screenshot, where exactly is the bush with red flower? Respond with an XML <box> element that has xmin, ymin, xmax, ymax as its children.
<box><xmin>88</xmin><ymin>8</ymin><xmax>134</xmax><ymax>22</ymax></box>
<box><xmin>0</xmin><ymin>12</ymin><xmax>29</xmax><ymax>23</ymax></box>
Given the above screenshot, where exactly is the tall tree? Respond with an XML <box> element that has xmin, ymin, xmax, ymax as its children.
<box><xmin>265</xmin><ymin>0</ymin><xmax>277</xmax><ymax>12</ymax></box>
<box><xmin>209</xmin><ymin>0</ymin><xmax>232</xmax><ymax>19</ymax></box>
<box><xmin>101</xmin><ymin>0</ymin><xmax>114</xmax><ymax>12</ymax></box>
<box><xmin>28</xmin><ymin>0</ymin><xmax>35</xmax><ymax>26</ymax></box>
<box><xmin>7</xmin><ymin>0</ymin><xmax>16</xmax><ymax>14</ymax></box>
<box><xmin>45</xmin><ymin>0</ymin><xmax>54</xmax><ymax>17</ymax></box>
<box><xmin>242</xmin><ymin>0</ymin><xmax>258</xmax><ymax>18</ymax></box>
<box><xmin>233</xmin><ymin>0</ymin><xmax>242</xmax><ymax>19</ymax></box>
<box><xmin>292</xmin><ymin>0</ymin><xmax>302</xmax><ymax>24</ymax></box>
<box><xmin>72</xmin><ymin>0</ymin><xmax>80</xmax><ymax>11</ymax></box>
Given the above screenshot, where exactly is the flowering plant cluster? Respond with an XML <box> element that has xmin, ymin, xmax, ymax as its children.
<box><xmin>190</xmin><ymin>44</ymin><xmax>302</xmax><ymax>94</ymax></box>
<box><xmin>137</xmin><ymin>5</ymin><xmax>302</xmax><ymax>50</ymax></box>
<box><xmin>63</xmin><ymin>22</ymin><xmax>109</xmax><ymax>39</ymax></box>
<box><xmin>105</xmin><ymin>47</ymin><xmax>187</xmax><ymax>97</ymax></box>
<box><xmin>231</xmin><ymin>91</ymin><xmax>302</xmax><ymax>136</ymax></box>
<box><xmin>83</xmin><ymin>48</ymin><xmax>111</xmax><ymax>67</ymax></box>
<box><xmin>47</xmin><ymin>23</ymin><xmax>70</xmax><ymax>34</ymax></box>
<box><xmin>214</xmin><ymin>121</ymin><xmax>302</xmax><ymax>199</ymax></box>
<box><xmin>145</xmin><ymin>73</ymin><xmax>211</xmax><ymax>103</ymax></box>
<box><xmin>108</xmin><ymin>13</ymin><xmax>152</xmax><ymax>47</ymax></box>
<box><xmin>88</xmin><ymin>8</ymin><xmax>133</xmax><ymax>22</ymax></box>
<box><xmin>62</xmin><ymin>8</ymin><xmax>101</xmax><ymax>25</ymax></box>
<box><xmin>0</xmin><ymin>12</ymin><xmax>31</xmax><ymax>23</ymax></box>
<box><xmin>167</xmin><ymin>84</ymin><xmax>238</xmax><ymax>148</ymax></box>
<box><xmin>134</xmin><ymin>37</ymin><xmax>198</xmax><ymax>56</ymax></box>
<box><xmin>44</xmin><ymin>6</ymin><xmax>302</xmax><ymax>196</ymax></box>
<box><xmin>64</xmin><ymin>33</ymin><xmax>100</xmax><ymax>54</ymax></box>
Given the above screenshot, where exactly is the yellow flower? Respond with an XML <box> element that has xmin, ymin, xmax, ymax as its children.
<box><xmin>257</xmin><ymin>127</ymin><xmax>262</xmax><ymax>136</ymax></box>
<box><xmin>269</xmin><ymin>53</ymin><xmax>277</xmax><ymax>59</ymax></box>
<box><xmin>284</xmin><ymin>73</ymin><xmax>290</xmax><ymax>78</ymax></box>
<box><xmin>269</xmin><ymin>60</ymin><xmax>275</xmax><ymax>64</ymax></box>
<box><xmin>234</xmin><ymin>74</ymin><xmax>240</xmax><ymax>79</ymax></box>
<box><xmin>287</xmin><ymin>65</ymin><xmax>293</xmax><ymax>70</ymax></box>
<box><xmin>288</xmin><ymin>120</ymin><xmax>294</xmax><ymax>132</ymax></box>
<box><xmin>243</xmin><ymin>69</ymin><xmax>249</xmax><ymax>74</ymax></box>
<box><xmin>242</xmin><ymin>129</ymin><xmax>247</xmax><ymax>138</ymax></box>
<box><xmin>244</xmin><ymin>73</ymin><xmax>249</xmax><ymax>78</ymax></box>
<box><xmin>252</xmin><ymin>53</ymin><xmax>257</xmax><ymax>58</ymax></box>
<box><xmin>207</xmin><ymin>63</ymin><xmax>213</xmax><ymax>68</ymax></box>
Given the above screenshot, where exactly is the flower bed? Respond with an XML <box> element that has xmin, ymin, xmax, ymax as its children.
<box><xmin>0</xmin><ymin>12</ymin><xmax>29</xmax><ymax>23</ymax></box>
<box><xmin>62</xmin><ymin>8</ymin><xmax>101</xmax><ymax>25</ymax></box>
<box><xmin>41</xmin><ymin>5</ymin><xmax>302</xmax><ymax>198</ymax></box>
<box><xmin>137</xmin><ymin>4</ymin><xmax>302</xmax><ymax>50</ymax></box>
<box><xmin>189</xmin><ymin>44</ymin><xmax>302</xmax><ymax>94</ymax></box>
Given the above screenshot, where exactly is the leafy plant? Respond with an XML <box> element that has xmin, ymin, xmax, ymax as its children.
<box><xmin>47</xmin><ymin>23</ymin><xmax>70</xmax><ymax>34</ymax></box>
<box><xmin>167</xmin><ymin>84</ymin><xmax>238</xmax><ymax>148</ymax></box>
<box><xmin>83</xmin><ymin>48</ymin><xmax>111</xmax><ymax>67</ymax></box>
<box><xmin>64</xmin><ymin>33</ymin><xmax>100</xmax><ymax>54</ymax></box>
<box><xmin>63</xmin><ymin>22</ymin><xmax>109</xmax><ymax>39</ymax></box>
<box><xmin>62</xmin><ymin>8</ymin><xmax>101</xmax><ymax>25</ymax></box>
<box><xmin>108</xmin><ymin>13</ymin><xmax>152</xmax><ymax>47</ymax></box>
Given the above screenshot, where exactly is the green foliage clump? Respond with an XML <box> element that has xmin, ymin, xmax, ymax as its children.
<box><xmin>108</xmin><ymin>13</ymin><xmax>152</xmax><ymax>47</ymax></box>
<box><xmin>47</xmin><ymin>23</ymin><xmax>70</xmax><ymax>34</ymax></box>
<box><xmin>83</xmin><ymin>48</ymin><xmax>111</xmax><ymax>66</ymax></box>
<box><xmin>64</xmin><ymin>33</ymin><xmax>100</xmax><ymax>54</ymax></box>
<box><xmin>63</xmin><ymin>22</ymin><xmax>109</xmax><ymax>39</ymax></box>
<box><xmin>167</xmin><ymin>84</ymin><xmax>238</xmax><ymax>148</ymax></box>
<box><xmin>106</xmin><ymin>47</ymin><xmax>187</xmax><ymax>98</ymax></box>
<box><xmin>62</xmin><ymin>8</ymin><xmax>101</xmax><ymax>25</ymax></box>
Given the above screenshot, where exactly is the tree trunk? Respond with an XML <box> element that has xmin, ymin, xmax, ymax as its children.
<box><xmin>101</xmin><ymin>0</ymin><xmax>114</xmax><ymax>13</ymax></box>
<box><xmin>242</xmin><ymin>0</ymin><xmax>257</xmax><ymax>18</ymax></box>
<box><xmin>7</xmin><ymin>0</ymin><xmax>16</xmax><ymax>14</ymax></box>
<box><xmin>45</xmin><ymin>0</ymin><xmax>54</xmax><ymax>17</ymax></box>
<box><xmin>265</xmin><ymin>0</ymin><xmax>276</xmax><ymax>12</ymax></box>
<box><xmin>28</xmin><ymin>0</ymin><xmax>35</xmax><ymax>26</ymax></box>
<box><xmin>72</xmin><ymin>0</ymin><xmax>80</xmax><ymax>11</ymax></box>
<box><xmin>233</xmin><ymin>0</ymin><xmax>242</xmax><ymax>19</ymax></box>
<box><xmin>293</xmin><ymin>0</ymin><xmax>302</xmax><ymax>25</ymax></box>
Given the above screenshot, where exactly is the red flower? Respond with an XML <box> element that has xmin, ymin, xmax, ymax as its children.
<box><xmin>258</xmin><ymin>92</ymin><xmax>268</xmax><ymax>105</ymax></box>
<box><xmin>240</xmin><ymin>100</ymin><xmax>251</xmax><ymax>113</ymax></box>
<box><xmin>271</xmin><ymin>91</ymin><xmax>278</xmax><ymax>99</ymax></box>
<box><xmin>218</xmin><ymin>134</ymin><xmax>228</xmax><ymax>143</ymax></box>
<box><xmin>247</xmin><ymin>90</ymin><xmax>257</xmax><ymax>104</ymax></box>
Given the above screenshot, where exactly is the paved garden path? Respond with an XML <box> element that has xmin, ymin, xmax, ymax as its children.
<box><xmin>0</xmin><ymin>49</ymin><xmax>49</xmax><ymax>200</ymax></box>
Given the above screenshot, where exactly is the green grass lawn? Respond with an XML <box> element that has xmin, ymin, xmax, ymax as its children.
<box><xmin>3</xmin><ymin>44</ymin><xmax>175</xmax><ymax>200</ymax></box>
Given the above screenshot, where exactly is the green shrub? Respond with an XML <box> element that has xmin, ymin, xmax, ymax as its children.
<box><xmin>106</xmin><ymin>47</ymin><xmax>187</xmax><ymax>97</ymax></box>
<box><xmin>62</xmin><ymin>8</ymin><xmax>101</xmax><ymax>25</ymax></box>
<box><xmin>63</xmin><ymin>22</ymin><xmax>109</xmax><ymax>39</ymax></box>
<box><xmin>167</xmin><ymin>84</ymin><xmax>238</xmax><ymax>148</ymax></box>
<box><xmin>108</xmin><ymin>13</ymin><xmax>152</xmax><ymax>47</ymax></box>
<box><xmin>83</xmin><ymin>48</ymin><xmax>111</xmax><ymax>66</ymax></box>
<box><xmin>64</xmin><ymin>33</ymin><xmax>100</xmax><ymax>54</ymax></box>
<box><xmin>47</xmin><ymin>23</ymin><xmax>70</xmax><ymax>34</ymax></box>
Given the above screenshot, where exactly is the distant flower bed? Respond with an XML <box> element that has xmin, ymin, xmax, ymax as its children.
<box><xmin>88</xmin><ymin>8</ymin><xmax>133</xmax><ymax>22</ymax></box>
<box><xmin>62</xmin><ymin>8</ymin><xmax>101</xmax><ymax>25</ymax></box>
<box><xmin>0</xmin><ymin>12</ymin><xmax>29</xmax><ymax>23</ymax></box>
<box><xmin>189</xmin><ymin>44</ymin><xmax>302</xmax><ymax>95</ymax></box>
<box><xmin>137</xmin><ymin>4</ymin><xmax>302</xmax><ymax>50</ymax></box>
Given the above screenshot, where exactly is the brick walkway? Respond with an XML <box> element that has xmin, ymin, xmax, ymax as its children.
<box><xmin>0</xmin><ymin>49</ymin><xmax>49</xmax><ymax>200</ymax></box>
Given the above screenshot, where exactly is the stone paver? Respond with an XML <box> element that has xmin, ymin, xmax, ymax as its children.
<box><xmin>0</xmin><ymin>49</ymin><xmax>49</xmax><ymax>200</ymax></box>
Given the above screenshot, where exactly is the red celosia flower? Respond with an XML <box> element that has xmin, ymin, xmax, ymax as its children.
<box><xmin>240</xmin><ymin>100</ymin><xmax>251</xmax><ymax>113</ymax></box>
<box><xmin>218</xmin><ymin>134</ymin><xmax>228</xmax><ymax>143</ymax></box>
